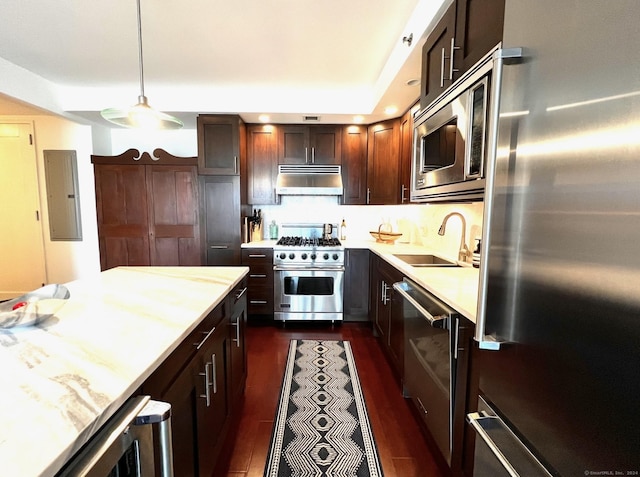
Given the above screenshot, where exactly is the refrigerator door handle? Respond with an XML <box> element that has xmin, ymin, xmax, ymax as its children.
<box><xmin>475</xmin><ymin>47</ymin><xmax>524</xmax><ymax>351</ymax></box>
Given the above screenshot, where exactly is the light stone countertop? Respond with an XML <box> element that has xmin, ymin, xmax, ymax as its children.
<box><xmin>241</xmin><ymin>239</ymin><xmax>479</xmax><ymax>323</ymax></box>
<box><xmin>0</xmin><ymin>266</ymin><xmax>248</xmax><ymax>477</ymax></box>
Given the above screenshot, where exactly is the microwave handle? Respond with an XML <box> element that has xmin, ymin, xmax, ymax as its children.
<box><xmin>475</xmin><ymin>47</ymin><xmax>524</xmax><ymax>351</ymax></box>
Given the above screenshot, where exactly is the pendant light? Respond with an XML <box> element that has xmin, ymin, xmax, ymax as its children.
<box><xmin>101</xmin><ymin>0</ymin><xmax>183</xmax><ymax>129</ymax></box>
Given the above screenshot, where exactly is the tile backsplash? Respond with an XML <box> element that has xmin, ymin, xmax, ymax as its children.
<box><xmin>252</xmin><ymin>196</ymin><xmax>484</xmax><ymax>262</ymax></box>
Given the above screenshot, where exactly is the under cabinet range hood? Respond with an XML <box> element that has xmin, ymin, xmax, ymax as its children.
<box><xmin>275</xmin><ymin>165</ymin><xmax>344</xmax><ymax>196</ymax></box>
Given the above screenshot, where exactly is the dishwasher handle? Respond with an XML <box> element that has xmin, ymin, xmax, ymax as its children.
<box><xmin>393</xmin><ymin>281</ymin><xmax>448</xmax><ymax>328</ymax></box>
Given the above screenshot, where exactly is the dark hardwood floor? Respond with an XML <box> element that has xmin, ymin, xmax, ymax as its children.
<box><xmin>214</xmin><ymin>321</ymin><xmax>446</xmax><ymax>477</ymax></box>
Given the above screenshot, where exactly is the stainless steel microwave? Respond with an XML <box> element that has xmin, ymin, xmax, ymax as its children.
<box><xmin>411</xmin><ymin>48</ymin><xmax>498</xmax><ymax>202</ymax></box>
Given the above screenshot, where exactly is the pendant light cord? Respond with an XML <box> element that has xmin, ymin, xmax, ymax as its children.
<box><xmin>136</xmin><ymin>0</ymin><xmax>146</xmax><ymax>101</ymax></box>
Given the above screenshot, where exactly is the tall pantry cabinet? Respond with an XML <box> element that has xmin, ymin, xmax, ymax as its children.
<box><xmin>197</xmin><ymin>114</ymin><xmax>247</xmax><ymax>265</ymax></box>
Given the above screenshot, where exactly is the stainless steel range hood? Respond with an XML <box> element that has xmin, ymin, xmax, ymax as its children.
<box><xmin>275</xmin><ymin>164</ymin><xmax>343</xmax><ymax>196</ymax></box>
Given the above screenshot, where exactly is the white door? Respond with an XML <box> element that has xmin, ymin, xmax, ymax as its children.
<box><xmin>0</xmin><ymin>122</ymin><xmax>47</xmax><ymax>299</ymax></box>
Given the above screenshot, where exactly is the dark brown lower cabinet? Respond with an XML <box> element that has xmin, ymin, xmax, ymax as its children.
<box><xmin>241</xmin><ymin>248</ymin><xmax>274</xmax><ymax>318</ymax></box>
<box><xmin>142</xmin><ymin>278</ymin><xmax>247</xmax><ymax>477</ymax></box>
<box><xmin>201</xmin><ymin>175</ymin><xmax>241</xmax><ymax>265</ymax></box>
<box><xmin>369</xmin><ymin>254</ymin><xmax>404</xmax><ymax>380</ymax></box>
<box><xmin>344</xmin><ymin>249</ymin><xmax>370</xmax><ymax>321</ymax></box>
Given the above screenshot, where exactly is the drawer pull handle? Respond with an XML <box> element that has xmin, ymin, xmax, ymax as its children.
<box><xmin>250</xmin><ymin>274</ymin><xmax>267</xmax><ymax>278</ymax></box>
<box><xmin>250</xmin><ymin>300</ymin><xmax>268</xmax><ymax>304</ymax></box>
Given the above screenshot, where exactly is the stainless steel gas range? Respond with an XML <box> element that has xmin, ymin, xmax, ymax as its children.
<box><xmin>273</xmin><ymin>224</ymin><xmax>344</xmax><ymax>322</ymax></box>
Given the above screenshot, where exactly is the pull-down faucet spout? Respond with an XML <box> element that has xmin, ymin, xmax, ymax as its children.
<box><xmin>438</xmin><ymin>212</ymin><xmax>471</xmax><ymax>262</ymax></box>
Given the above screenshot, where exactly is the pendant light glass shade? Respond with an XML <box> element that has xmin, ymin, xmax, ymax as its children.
<box><xmin>101</xmin><ymin>0</ymin><xmax>183</xmax><ymax>130</ymax></box>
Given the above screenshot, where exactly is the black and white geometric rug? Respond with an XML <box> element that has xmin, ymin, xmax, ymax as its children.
<box><xmin>264</xmin><ymin>340</ymin><xmax>384</xmax><ymax>477</ymax></box>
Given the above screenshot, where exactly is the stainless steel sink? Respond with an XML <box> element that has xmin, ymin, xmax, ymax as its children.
<box><xmin>392</xmin><ymin>254</ymin><xmax>459</xmax><ymax>267</ymax></box>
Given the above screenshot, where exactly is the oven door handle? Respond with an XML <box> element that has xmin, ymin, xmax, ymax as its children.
<box><xmin>273</xmin><ymin>266</ymin><xmax>345</xmax><ymax>272</ymax></box>
<box><xmin>393</xmin><ymin>282</ymin><xmax>447</xmax><ymax>328</ymax></box>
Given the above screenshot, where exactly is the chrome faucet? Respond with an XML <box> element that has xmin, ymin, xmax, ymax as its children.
<box><xmin>438</xmin><ymin>212</ymin><xmax>471</xmax><ymax>262</ymax></box>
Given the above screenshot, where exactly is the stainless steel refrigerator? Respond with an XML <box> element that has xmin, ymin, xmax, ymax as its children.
<box><xmin>469</xmin><ymin>1</ymin><xmax>640</xmax><ymax>475</ymax></box>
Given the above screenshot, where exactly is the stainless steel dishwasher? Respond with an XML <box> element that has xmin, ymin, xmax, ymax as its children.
<box><xmin>393</xmin><ymin>278</ymin><xmax>462</xmax><ymax>466</ymax></box>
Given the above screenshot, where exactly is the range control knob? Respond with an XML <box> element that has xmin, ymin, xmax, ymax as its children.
<box><xmin>301</xmin><ymin>253</ymin><xmax>308</xmax><ymax>260</ymax></box>
<box><xmin>332</xmin><ymin>253</ymin><xmax>339</xmax><ymax>261</ymax></box>
<box><xmin>310</xmin><ymin>253</ymin><xmax>317</xmax><ymax>260</ymax></box>
<box><xmin>279</xmin><ymin>253</ymin><xmax>286</xmax><ymax>260</ymax></box>
<box><xmin>289</xmin><ymin>253</ymin><xmax>296</xmax><ymax>260</ymax></box>
<box><xmin>323</xmin><ymin>253</ymin><xmax>329</xmax><ymax>260</ymax></box>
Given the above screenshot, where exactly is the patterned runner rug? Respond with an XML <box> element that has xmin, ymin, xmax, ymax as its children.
<box><xmin>264</xmin><ymin>339</ymin><xmax>384</xmax><ymax>477</ymax></box>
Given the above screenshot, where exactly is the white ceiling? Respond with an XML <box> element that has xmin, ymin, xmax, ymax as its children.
<box><xmin>0</xmin><ymin>0</ymin><xmax>448</xmax><ymax>128</ymax></box>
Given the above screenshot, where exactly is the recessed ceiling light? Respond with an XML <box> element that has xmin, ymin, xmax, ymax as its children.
<box><xmin>384</xmin><ymin>106</ymin><xmax>398</xmax><ymax>115</ymax></box>
<box><xmin>406</xmin><ymin>78</ymin><xmax>420</xmax><ymax>86</ymax></box>
<box><xmin>353</xmin><ymin>115</ymin><xmax>365</xmax><ymax>123</ymax></box>
<box><xmin>258</xmin><ymin>114</ymin><xmax>270</xmax><ymax>123</ymax></box>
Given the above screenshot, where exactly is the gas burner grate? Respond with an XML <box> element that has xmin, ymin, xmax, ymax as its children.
<box><xmin>276</xmin><ymin>236</ymin><xmax>342</xmax><ymax>247</ymax></box>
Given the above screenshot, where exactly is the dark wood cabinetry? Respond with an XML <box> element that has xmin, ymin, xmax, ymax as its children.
<box><xmin>341</xmin><ymin>125</ymin><xmax>368</xmax><ymax>205</ymax></box>
<box><xmin>92</xmin><ymin>149</ymin><xmax>201</xmax><ymax>270</ymax></box>
<box><xmin>420</xmin><ymin>3</ymin><xmax>457</xmax><ymax>108</ymax></box>
<box><xmin>399</xmin><ymin>107</ymin><xmax>415</xmax><ymax>204</ymax></box>
<box><xmin>197</xmin><ymin>114</ymin><xmax>245</xmax><ymax>175</ymax></box>
<box><xmin>278</xmin><ymin>125</ymin><xmax>341</xmax><ymax>165</ymax></box>
<box><xmin>454</xmin><ymin>0</ymin><xmax>505</xmax><ymax>75</ymax></box>
<box><xmin>241</xmin><ymin>248</ymin><xmax>274</xmax><ymax>317</ymax></box>
<box><xmin>420</xmin><ymin>0</ymin><xmax>505</xmax><ymax>109</ymax></box>
<box><xmin>369</xmin><ymin>254</ymin><xmax>404</xmax><ymax>379</ymax></box>
<box><xmin>142</xmin><ymin>279</ymin><xmax>247</xmax><ymax>477</ymax></box>
<box><xmin>343</xmin><ymin>249</ymin><xmax>370</xmax><ymax>321</ymax></box>
<box><xmin>201</xmin><ymin>175</ymin><xmax>241</xmax><ymax>265</ymax></box>
<box><xmin>246</xmin><ymin>124</ymin><xmax>278</xmax><ymax>205</ymax></box>
<box><xmin>366</xmin><ymin>119</ymin><xmax>401</xmax><ymax>205</ymax></box>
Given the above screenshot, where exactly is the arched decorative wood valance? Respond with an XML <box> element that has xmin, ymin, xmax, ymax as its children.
<box><xmin>91</xmin><ymin>148</ymin><xmax>197</xmax><ymax>165</ymax></box>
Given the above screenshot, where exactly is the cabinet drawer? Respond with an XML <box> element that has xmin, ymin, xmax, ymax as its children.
<box><xmin>247</xmin><ymin>287</ymin><xmax>274</xmax><ymax>314</ymax></box>
<box><xmin>247</xmin><ymin>264</ymin><xmax>273</xmax><ymax>286</ymax></box>
<box><xmin>242</xmin><ymin>248</ymin><xmax>273</xmax><ymax>263</ymax></box>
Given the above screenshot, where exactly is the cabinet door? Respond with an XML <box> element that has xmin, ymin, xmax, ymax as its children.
<box><xmin>341</xmin><ymin>125</ymin><xmax>368</xmax><ymax>205</ymax></box>
<box><xmin>94</xmin><ymin>164</ymin><xmax>150</xmax><ymax>269</ymax></box>
<box><xmin>277</xmin><ymin>125</ymin><xmax>307</xmax><ymax>164</ymax></box>
<box><xmin>197</xmin><ymin>115</ymin><xmax>243</xmax><ymax>175</ymax></box>
<box><xmin>228</xmin><ymin>281</ymin><xmax>248</xmax><ymax>407</ymax></box>
<box><xmin>379</xmin><ymin>260</ymin><xmax>404</xmax><ymax>377</ymax></box>
<box><xmin>399</xmin><ymin>108</ymin><xmax>414</xmax><ymax>204</ymax></box>
<box><xmin>147</xmin><ymin>165</ymin><xmax>201</xmax><ymax>265</ymax></box>
<box><xmin>367</xmin><ymin>119</ymin><xmax>400</xmax><ymax>205</ymax></box>
<box><xmin>195</xmin><ymin>323</ymin><xmax>228</xmax><ymax>477</ymax></box>
<box><xmin>344</xmin><ymin>249</ymin><xmax>370</xmax><ymax>321</ymax></box>
<box><xmin>420</xmin><ymin>3</ymin><xmax>456</xmax><ymax>108</ymax></box>
<box><xmin>454</xmin><ymin>0</ymin><xmax>505</xmax><ymax>77</ymax></box>
<box><xmin>161</xmin><ymin>357</ymin><xmax>199</xmax><ymax>477</ymax></box>
<box><xmin>309</xmin><ymin>126</ymin><xmax>341</xmax><ymax>164</ymax></box>
<box><xmin>202</xmin><ymin>176</ymin><xmax>241</xmax><ymax>265</ymax></box>
<box><xmin>247</xmin><ymin>125</ymin><xmax>278</xmax><ymax>205</ymax></box>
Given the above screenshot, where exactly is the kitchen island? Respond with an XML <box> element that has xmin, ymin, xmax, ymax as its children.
<box><xmin>0</xmin><ymin>266</ymin><xmax>248</xmax><ymax>477</ymax></box>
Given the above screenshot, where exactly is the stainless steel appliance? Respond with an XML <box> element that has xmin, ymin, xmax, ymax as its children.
<box><xmin>57</xmin><ymin>396</ymin><xmax>173</xmax><ymax>476</ymax></box>
<box><xmin>273</xmin><ymin>224</ymin><xmax>344</xmax><ymax>322</ymax></box>
<box><xmin>411</xmin><ymin>47</ymin><xmax>495</xmax><ymax>202</ymax></box>
<box><xmin>394</xmin><ymin>278</ymin><xmax>468</xmax><ymax>466</ymax></box>
<box><xmin>470</xmin><ymin>1</ymin><xmax>640</xmax><ymax>475</ymax></box>
<box><xmin>275</xmin><ymin>165</ymin><xmax>344</xmax><ymax>196</ymax></box>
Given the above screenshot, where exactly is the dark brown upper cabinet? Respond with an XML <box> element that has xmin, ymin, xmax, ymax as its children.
<box><xmin>277</xmin><ymin>125</ymin><xmax>342</xmax><ymax>165</ymax></box>
<box><xmin>341</xmin><ymin>124</ymin><xmax>368</xmax><ymax>205</ymax></box>
<box><xmin>246</xmin><ymin>124</ymin><xmax>278</xmax><ymax>205</ymax></box>
<box><xmin>420</xmin><ymin>0</ymin><xmax>505</xmax><ymax>109</ymax></box>
<box><xmin>197</xmin><ymin>114</ymin><xmax>245</xmax><ymax>175</ymax></box>
<box><xmin>454</xmin><ymin>0</ymin><xmax>505</xmax><ymax>76</ymax></box>
<box><xmin>366</xmin><ymin>119</ymin><xmax>400</xmax><ymax>205</ymax></box>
